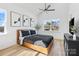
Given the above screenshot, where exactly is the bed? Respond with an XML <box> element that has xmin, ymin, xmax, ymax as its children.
<box><xmin>16</xmin><ymin>29</ymin><xmax>53</xmax><ymax>55</ymax></box>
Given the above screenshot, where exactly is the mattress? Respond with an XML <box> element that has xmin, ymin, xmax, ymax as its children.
<box><xmin>23</xmin><ymin>34</ymin><xmax>53</xmax><ymax>48</ymax></box>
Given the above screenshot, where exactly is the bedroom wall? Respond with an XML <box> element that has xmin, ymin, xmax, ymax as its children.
<box><xmin>37</xmin><ymin>3</ymin><xmax>70</xmax><ymax>40</ymax></box>
<box><xmin>0</xmin><ymin>3</ymin><xmax>37</xmax><ymax>50</ymax></box>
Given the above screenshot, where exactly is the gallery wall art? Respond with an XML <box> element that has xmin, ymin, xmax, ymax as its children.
<box><xmin>22</xmin><ymin>15</ymin><xmax>30</xmax><ymax>27</ymax></box>
<box><xmin>30</xmin><ymin>18</ymin><xmax>37</xmax><ymax>27</ymax></box>
<box><xmin>44</xmin><ymin>19</ymin><xmax>60</xmax><ymax>31</ymax></box>
<box><xmin>44</xmin><ymin>22</ymin><xmax>51</xmax><ymax>31</ymax></box>
<box><xmin>10</xmin><ymin>11</ymin><xmax>21</xmax><ymax>27</ymax></box>
<box><xmin>51</xmin><ymin>19</ymin><xmax>60</xmax><ymax>30</ymax></box>
<box><xmin>10</xmin><ymin>11</ymin><xmax>36</xmax><ymax>27</ymax></box>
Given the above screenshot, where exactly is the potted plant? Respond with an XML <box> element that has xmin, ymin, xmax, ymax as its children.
<box><xmin>44</xmin><ymin>22</ymin><xmax>51</xmax><ymax>31</ymax></box>
<box><xmin>34</xmin><ymin>24</ymin><xmax>41</xmax><ymax>34</ymax></box>
<box><xmin>71</xmin><ymin>26</ymin><xmax>77</xmax><ymax>40</ymax></box>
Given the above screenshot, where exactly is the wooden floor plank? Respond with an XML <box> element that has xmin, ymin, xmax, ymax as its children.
<box><xmin>0</xmin><ymin>39</ymin><xmax>65</xmax><ymax>56</ymax></box>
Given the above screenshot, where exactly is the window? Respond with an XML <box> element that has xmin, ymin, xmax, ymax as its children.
<box><xmin>0</xmin><ymin>9</ymin><xmax>7</xmax><ymax>35</ymax></box>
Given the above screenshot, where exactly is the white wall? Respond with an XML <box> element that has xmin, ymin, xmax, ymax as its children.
<box><xmin>37</xmin><ymin>3</ymin><xmax>69</xmax><ymax>40</ymax></box>
<box><xmin>0</xmin><ymin>4</ymin><xmax>37</xmax><ymax>50</ymax></box>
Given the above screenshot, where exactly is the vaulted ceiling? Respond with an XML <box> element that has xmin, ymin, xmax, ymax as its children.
<box><xmin>12</xmin><ymin>3</ymin><xmax>55</xmax><ymax>17</ymax></box>
<box><xmin>0</xmin><ymin>3</ymin><xmax>70</xmax><ymax>18</ymax></box>
<box><xmin>11</xmin><ymin>3</ymin><xmax>69</xmax><ymax>18</ymax></box>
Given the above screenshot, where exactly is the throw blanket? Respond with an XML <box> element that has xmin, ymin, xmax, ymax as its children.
<box><xmin>34</xmin><ymin>40</ymin><xmax>46</xmax><ymax>48</ymax></box>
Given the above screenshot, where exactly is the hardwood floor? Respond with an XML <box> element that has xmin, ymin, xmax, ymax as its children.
<box><xmin>0</xmin><ymin>39</ymin><xmax>65</xmax><ymax>56</ymax></box>
<box><xmin>48</xmin><ymin>39</ymin><xmax>65</xmax><ymax>56</ymax></box>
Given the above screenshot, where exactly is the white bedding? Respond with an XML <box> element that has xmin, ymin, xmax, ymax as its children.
<box><xmin>34</xmin><ymin>40</ymin><xmax>46</xmax><ymax>48</ymax></box>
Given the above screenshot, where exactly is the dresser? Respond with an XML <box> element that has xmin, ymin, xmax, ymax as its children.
<box><xmin>64</xmin><ymin>33</ymin><xmax>79</xmax><ymax>56</ymax></box>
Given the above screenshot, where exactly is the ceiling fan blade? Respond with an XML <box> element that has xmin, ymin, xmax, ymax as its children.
<box><xmin>46</xmin><ymin>9</ymin><xmax>55</xmax><ymax>11</ymax></box>
<box><xmin>46</xmin><ymin>5</ymin><xmax>51</xmax><ymax>10</ymax></box>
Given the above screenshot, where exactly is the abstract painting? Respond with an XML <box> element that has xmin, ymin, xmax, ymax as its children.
<box><xmin>22</xmin><ymin>15</ymin><xmax>30</xmax><ymax>27</ymax></box>
<box><xmin>10</xmin><ymin>11</ymin><xmax>21</xmax><ymax>27</ymax></box>
<box><xmin>30</xmin><ymin>18</ymin><xmax>37</xmax><ymax>27</ymax></box>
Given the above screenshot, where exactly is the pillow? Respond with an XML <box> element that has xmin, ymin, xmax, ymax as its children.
<box><xmin>30</xmin><ymin>30</ymin><xmax>36</xmax><ymax>35</ymax></box>
<box><xmin>21</xmin><ymin>30</ymin><xmax>30</xmax><ymax>37</ymax></box>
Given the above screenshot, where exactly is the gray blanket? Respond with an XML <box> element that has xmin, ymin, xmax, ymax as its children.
<box><xmin>23</xmin><ymin>34</ymin><xmax>53</xmax><ymax>48</ymax></box>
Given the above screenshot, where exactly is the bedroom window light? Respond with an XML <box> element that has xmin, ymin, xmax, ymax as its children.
<box><xmin>0</xmin><ymin>8</ymin><xmax>7</xmax><ymax>35</ymax></box>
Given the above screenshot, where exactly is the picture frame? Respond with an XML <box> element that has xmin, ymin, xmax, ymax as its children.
<box><xmin>44</xmin><ymin>20</ymin><xmax>51</xmax><ymax>31</ymax></box>
<box><xmin>10</xmin><ymin>11</ymin><xmax>21</xmax><ymax>27</ymax></box>
<box><xmin>30</xmin><ymin>18</ymin><xmax>37</xmax><ymax>27</ymax></box>
<box><xmin>51</xmin><ymin>19</ymin><xmax>60</xmax><ymax>30</ymax></box>
<box><xmin>22</xmin><ymin>15</ymin><xmax>30</xmax><ymax>27</ymax></box>
<box><xmin>44</xmin><ymin>19</ymin><xmax>60</xmax><ymax>31</ymax></box>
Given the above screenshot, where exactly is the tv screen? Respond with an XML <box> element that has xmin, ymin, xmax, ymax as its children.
<box><xmin>69</xmin><ymin>17</ymin><xmax>74</xmax><ymax>35</ymax></box>
<box><xmin>69</xmin><ymin>17</ymin><xmax>74</xmax><ymax>26</ymax></box>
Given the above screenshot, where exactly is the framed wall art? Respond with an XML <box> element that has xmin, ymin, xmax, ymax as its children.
<box><xmin>22</xmin><ymin>15</ymin><xmax>30</xmax><ymax>27</ymax></box>
<box><xmin>44</xmin><ymin>22</ymin><xmax>51</xmax><ymax>31</ymax></box>
<box><xmin>51</xmin><ymin>19</ymin><xmax>60</xmax><ymax>30</ymax></box>
<box><xmin>10</xmin><ymin>11</ymin><xmax>21</xmax><ymax>27</ymax></box>
<box><xmin>44</xmin><ymin>19</ymin><xmax>60</xmax><ymax>31</ymax></box>
<box><xmin>30</xmin><ymin>18</ymin><xmax>37</xmax><ymax>27</ymax></box>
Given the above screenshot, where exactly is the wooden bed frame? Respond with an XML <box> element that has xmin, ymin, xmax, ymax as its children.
<box><xmin>16</xmin><ymin>30</ymin><xmax>53</xmax><ymax>55</ymax></box>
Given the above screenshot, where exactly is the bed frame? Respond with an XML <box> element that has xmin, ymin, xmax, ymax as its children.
<box><xmin>16</xmin><ymin>30</ymin><xmax>53</xmax><ymax>55</ymax></box>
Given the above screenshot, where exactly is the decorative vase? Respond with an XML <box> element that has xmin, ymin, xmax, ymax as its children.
<box><xmin>73</xmin><ymin>34</ymin><xmax>76</xmax><ymax>40</ymax></box>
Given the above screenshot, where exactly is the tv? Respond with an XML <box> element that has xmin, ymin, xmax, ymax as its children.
<box><xmin>69</xmin><ymin>17</ymin><xmax>74</xmax><ymax>35</ymax></box>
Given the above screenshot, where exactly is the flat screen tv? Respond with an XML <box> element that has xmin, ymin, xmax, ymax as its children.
<box><xmin>69</xmin><ymin>17</ymin><xmax>74</xmax><ymax>35</ymax></box>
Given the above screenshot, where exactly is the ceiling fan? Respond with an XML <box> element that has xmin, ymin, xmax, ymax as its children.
<box><xmin>38</xmin><ymin>3</ymin><xmax>55</xmax><ymax>16</ymax></box>
<box><xmin>40</xmin><ymin>3</ymin><xmax>55</xmax><ymax>11</ymax></box>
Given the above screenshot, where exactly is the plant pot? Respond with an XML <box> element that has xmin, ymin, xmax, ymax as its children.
<box><xmin>73</xmin><ymin>34</ymin><xmax>76</xmax><ymax>40</ymax></box>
